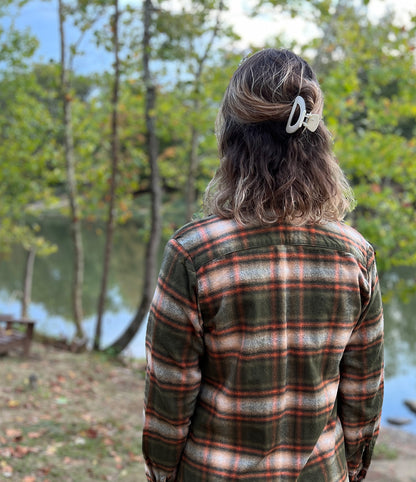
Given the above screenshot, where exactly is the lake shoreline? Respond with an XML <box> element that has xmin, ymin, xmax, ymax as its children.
<box><xmin>367</xmin><ymin>425</ymin><xmax>416</xmax><ymax>481</ymax></box>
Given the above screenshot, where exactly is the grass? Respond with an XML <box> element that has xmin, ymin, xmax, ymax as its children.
<box><xmin>373</xmin><ymin>442</ymin><xmax>399</xmax><ymax>460</ymax></box>
<box><xmin>0</xmin><ymin>342</ymin><xmax>147</xmax><ymax>481</ymax></box>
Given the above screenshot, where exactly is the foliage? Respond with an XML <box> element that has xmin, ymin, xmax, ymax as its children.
<box><xmin>0</xmin><ymin>0</ymin><xmax>37</xmax><ymax>68</ymax></box>
<box><xmin>0</xmin><ymin>1</ymin><xmax>44</xmax><ymax>255</ymax></box>
<box><xmin>0</xmin><ymin>68</ymin><xmax>58</xmax><ymax>257</ymax></box>
<box><xmin>1</xmin><ymin>0</ymin><xmax>416</xmax><ymax>344</ymax></box>
<box><xmin>308</xmin><ymin>4</ymin><xmax>416</xmax><ymax>272</ymax></box>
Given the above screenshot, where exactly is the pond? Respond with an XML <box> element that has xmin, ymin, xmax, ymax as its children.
<box><xmin>1</xmin><ymin>217</ymin><xmax>416</xmax><ymax>434</ymax></box>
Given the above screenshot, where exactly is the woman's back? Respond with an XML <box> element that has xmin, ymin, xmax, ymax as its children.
<box><xmin>144</xmin><ymin>215</ymin><xmax>383</xmax><ymax>481</ymax></box>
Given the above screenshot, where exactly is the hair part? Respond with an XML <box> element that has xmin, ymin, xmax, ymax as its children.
<box><xmin>203</xmin><ymin>48</ymin><xmax>354</xmax><ymax>226</ymax></box>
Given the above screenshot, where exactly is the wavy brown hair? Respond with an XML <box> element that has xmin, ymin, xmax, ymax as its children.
<box><xmin>203</xmin><ymin>48</ymin><xmax>354</xmax><ymax>226</ymax></box>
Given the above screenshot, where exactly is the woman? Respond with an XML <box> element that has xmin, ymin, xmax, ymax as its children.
<box><xmin>142</xmin><ymin>48</ymin><xmax>384</xmax><ymax>482</ymax></box>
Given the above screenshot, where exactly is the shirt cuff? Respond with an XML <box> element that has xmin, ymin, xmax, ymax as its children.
<box><xmin>145</xmin><ymin>462</ymin><xmax>177</xmax><ymax>482</ymax></box>
<box><xmin>349</xmin><ymin>467</ymin><xmax>368</xmax><ymax>482</ymax></box>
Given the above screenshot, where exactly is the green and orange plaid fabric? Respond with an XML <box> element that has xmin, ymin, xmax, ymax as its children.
<box><xmin>143</xmin><ymin>216</ymin><xmax>384</xmax><ymax>482</ymax></box>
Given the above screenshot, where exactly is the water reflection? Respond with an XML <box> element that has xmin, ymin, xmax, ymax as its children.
<box><xmin>0</xmin><ymin>217</ymin><xmax>146</xmax><ymax>321</ymax></box>
<box><xmin>382</xmin><ymin>268</ymin><xmax>416</xmax><ymax>377</ymax></box>
<box><xmin>0</xmin><ymin>218</ymin><xmax>416</xmax><ymax>432</ymax></box>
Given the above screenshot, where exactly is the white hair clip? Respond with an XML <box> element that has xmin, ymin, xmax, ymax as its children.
<box><xmin>286</xmin><ymin>96</ymin><xmax>320</xmax><ymax>134</ymax></box>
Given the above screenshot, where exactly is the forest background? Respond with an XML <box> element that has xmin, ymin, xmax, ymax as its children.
<box><xmin>1</xmin><ymin>0</ymin><xmax>416</xmax><ymax>355</ymax></box>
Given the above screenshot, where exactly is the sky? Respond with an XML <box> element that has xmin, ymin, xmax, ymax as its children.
<box><xmin>223</xmin><ymin>0</ymin><xmax>415</xmax><ymax>47</ymax></box>
<box><xmin>4</xmin><ymin>0</ymin><xmax>416</xmax><ymax>72</ymax></box>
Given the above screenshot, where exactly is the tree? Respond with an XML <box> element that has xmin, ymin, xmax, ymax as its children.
<box><xmin>94</xmin><ymin>0</ymin><xmax>121</xmax><ymax>350</ymax></box>
<box><xmin>58</xmin><ymin>0</ymin><xmax>85</xmax><ymax>340</ymax></box>
<box><xmin>108</xmin><ymin>0</ymin><xmax>162</xmax><ymax>354</ymax></box>
<box><xmin>309</xmin><ymin>4</ymin><xmax>416</xmax><ymax>274</ymax></box>
<box><xmin>105</xmin><ymin>0</ymin><xmax>245</xmax><ymax>352</ymax></box>
<box><xmin>150</xmin><ymin>0</ymin><xmax>229</xmax><ymax>221</ymax></box>
<box><xmin>259</xmin><ymin>0</ymin><xmax>416</xmax><ymax>277</ymax></box>
<box><xmin>0</xmin><ymin>1</ymin><xmax>59</xmax><ymax>317</ymax></box>
<box><xmin>0</xmin><ymin>0</ymin><xmax>39</xmax><ymax>254</ymax></box>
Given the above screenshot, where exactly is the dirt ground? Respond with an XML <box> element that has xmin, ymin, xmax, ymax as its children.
<box><xmin>0</xmin><ymin>342</ymin><xmax>147</xmax><ymax>481</ymax></box>
<box><xmin>1</xmin><ymin>342</ymin><xmax>415</xmax><ymax>481</ymax></box>
<box><xmin>366</xmin><ymin>426</ymin><xmax>416</xmax><ymax>482</ymax></box>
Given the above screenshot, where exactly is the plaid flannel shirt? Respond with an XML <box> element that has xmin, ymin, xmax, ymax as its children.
<box><xmin>143</xmin><ymin>216</ymin><xmax>384</xmax><ymax>482</ymax></box>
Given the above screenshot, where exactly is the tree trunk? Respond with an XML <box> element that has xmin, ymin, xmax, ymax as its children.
<box><xmin>185</xmin><ymin>123</ymin><xmax>200</xmax><ymax>221</ymax></box>
<box><xmin>185</xmin><ymin>1</ymin><xmax>224</xmax><ymax>222</ymax></box>
<box><xmin>107</xmin><ymin>0</ymin><xmax>162</xmax><ymax>355</ymax></box>
<box><xmin>58</xmin><ymin>0</ymin><xmax>85</xmax><ymax>340</ymax></box>
<box><xmin>21</xmin><ymin>247</ymin><xmax>36</xmax><ymax>319</ymax></box>
<box><xmin>94</xmin><ymin>0</ymin><xmax>120</xmax><ymax>351</ymax></box>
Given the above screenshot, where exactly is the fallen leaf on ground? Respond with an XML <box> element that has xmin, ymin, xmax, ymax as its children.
<box><xmin>0</xmin><ymin>447</ymin><xmax>12</xmax><ymax>458</ymax></box>
<box><xmin>44</xmin><ymin>444</ymin><xmax>58</xmax><ymax>455</ymax></box>
<box><xmin>128</xmin><ymin>451</ymin><xmax>143</xmax><ymax>462</ymax></box>
<box><xmin>5</xmin><ymin>428</ymin><xmax>22</xmax><ymax>441</ymax></box>
<box><xmin>39</xmin><ymin>466</ymin><xmax>51</xmax><ymax>476</ymax></box>
<box><xmin>110</xmin><ymin>451</ymin><xmax>123</xmax><ymax>469</ymax></box>
<box><xmin>13</xmin><ymin>445</ymin><xmax>31</xmax><ymax>458</ymax></box>
<box><xmin>84</xmin><ymin>427</ymin><xmax>98</xmax><ymax>439</ymax></box>
<box><xmin>1</xmin><ymin>460</ymin><xmax>13</xmax><ymax>477</ymax></box>
<box><xmin>0</xmin><ymin>446</ymin><xmax>38</xmax><ymax>458</ymax></box>
<box><xmin>81</xmin><ymin>413</ymin><xmax>93</xmax><ymax>422</ymax></box>
<box><xmin>74</xmin><ymin>436</ymin><xmax>86</xmax><ymax>445</ymax></box>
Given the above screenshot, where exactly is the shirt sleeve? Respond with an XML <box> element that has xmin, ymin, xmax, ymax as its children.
<box><xmin>142</xmin><ymin>238</ymin><xmax>204</xmax><ymax>482</ymax></box>
<box><xmin>338</xmin><ymin>247</ymin><xmax>384</xmax><ymax>482</ymax></box>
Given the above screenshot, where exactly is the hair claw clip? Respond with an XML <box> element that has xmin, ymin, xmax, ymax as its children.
<box><xmin>286</xmin><ymin>96</ymin><xmax>320</xmax><ymax>134</ymax></box>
